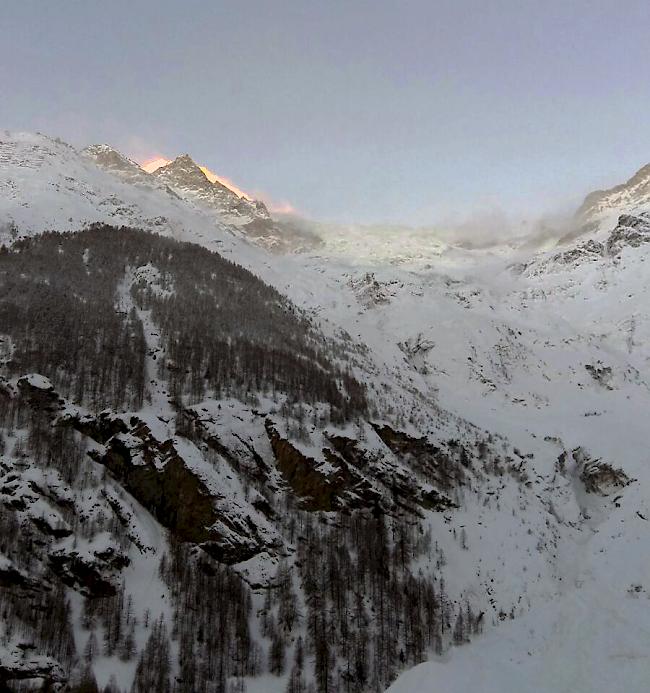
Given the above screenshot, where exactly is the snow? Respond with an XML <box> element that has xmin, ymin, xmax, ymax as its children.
<box><xmin>4</xmin><ymin>130</ymin><xmax>650</xmax><ymax>691</ymax></box>
<box><xmin>21</xmin><ymin>373</ymin><xmax>54</xmax><ymax>390</ymax></box>
<box><xmin>387</xmin><ymin>578</ymin><xmax>650</xmax><ymax>693</ymax></box>
<box><xmin>242</xmin><ymin>203</ymin><xmax>650</xmax><ymax>692</ymax></box>
<box><xmin>0</xmin><ymin>131</ymin><xmax>242</xmax><ymax>256</ymax></box>
<box><xmin>235</xmin><ymin>551</ymin><xmax>282</xmax><ymax>588</ymax></box>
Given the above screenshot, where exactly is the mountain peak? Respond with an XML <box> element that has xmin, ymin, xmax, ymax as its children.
<box><xmin>149</xmin><ymin>151</ymin><xmax>272</xmax><ymax>227</ymax></box>
<box><xmin>154</xmin><ymin>154</ymin><xmax>216</xmax><ymax>189</ymax></box>
<box><xmin>83</xmin><ymin>143</ymin><xmax>141</xmax><ymax>171</ymax></box>
<box><xmin>164</xmin><ymin>153</ymin><xmax>202</xmax><ymax>172</ymax></box>
<box><xmin>173</xmin><ymin>153</ymin><xmax>198</xmax><ymax>166</ymax></box>
<box><xmin>83</xmin><ymin>143</ymin><xmax>171</xmax><ymax>190</ymax></box>
<box><xmin>577</xmin><ymin>160</ymin><xmax>650</xmax><ymax>232</ymax></box>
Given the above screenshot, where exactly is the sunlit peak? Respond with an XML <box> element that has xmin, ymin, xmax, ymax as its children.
<box><xmin>138</xmin><ymin>152</ymin><xmax>294</xmax><ymax>213</ymax></box>
<box><xmin>139</xmin><ymin>155</ymin><xmax>252</xmax><ymax>200</ymax></box>
<box><xmin>198</xmin><ymin>165</ymin><xmax>251</xmax><ymax>200</ymax></box>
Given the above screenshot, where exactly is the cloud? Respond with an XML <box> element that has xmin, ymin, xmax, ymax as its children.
<box><xmin>273</xmin><ymin>201</ymin><xmax>582</xmax><ymax>261</ymax></box>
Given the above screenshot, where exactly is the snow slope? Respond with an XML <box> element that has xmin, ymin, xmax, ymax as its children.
<box><xmin>246</xmin><ymin>207</ymin><xmax>650</xmax><ymax>693</ymax></box>
<box><xmin>576</xmin><ymin>160</ymin><xmax>650</xmax><ymax>236</ymax></box>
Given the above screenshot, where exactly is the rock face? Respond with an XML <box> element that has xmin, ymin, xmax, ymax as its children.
<box><xmin>576</xmin><ymin>452</ymin><xmax>632</xmax><ymax>497</ymax></box>
<box><xmin>145</xmin><ymin>153</ymin><xmax>323</xmax><ymax>252</ymax></box>
<box><xmin>371</xmin><ymin>424</ymin><xmax>466</xmax><ymax>495</ymax></box>
<box><xmin>324</xmin><ymin>432</ymin><xmax>458</xmax><ymax>512</ymax></box>
<box><xmin>554</xmin><ymin>160</ymin><xmax>650</xmax><ymax>245</ymax></box>
<box><xmin>525</xmin><ymin>211</ymin><xmax>650</xmax><ymax>275</ymax></box>
<box><xmin>0</xmin><ymin>132</ymin><xmax>220</xmax><ymax>245</ymax></box>
<box><xmin>0</xmin><ymin>556</ymin><xmax>44</xmax><ymax>593</ymax></box>
<box><xmin>266</xmin><ymin>420</ymin><xmax>343</xmax><ymax>510</ymax></box>
<box><xmin>349</xmin><ymin>272</ymin><xmax>392</xmax><ymax>307</ymax></box>
<box><xmin>17</xmin><ymin>368</ymin><xmax>475</xmax><ymax>577</ymax></box>
<box><xmin>0</xmin><ymin>448</ymin><xmax>129</xmax><ymax>598</ymax></box>
<box><xmin>550</xmin><ymin>239</ymin><xmax>605</xmax><ymax>267</ymax></box>
<box><xmin>580</xmin><ymin>460</ymin><xmax>631</xmax><ymax>496</ymax></box>
<box><xmin>48</xmin><ymin>543</ymin><xmax>129</xmax><ymax>597</ymax></box>
<box><xmin>85</xmin><ymin>144</ymin><xmax>273</xmax><ymax>232</ymax></box>
<box><xmin>584</xmin><ymin>363</ymin><xmax>613</xmax><ymax>389</ymax></box>
<box><xmin>70</xmin><ymin>412</ymin><xmax>276</xmax><ymax>564</ymax></box>
<box><xmin>265</xmin><ymin>420</ymin><xmax>380</xmax><ymax>511</ymax></box>
<box><xmin>83</xmin><ymin>144</ymin><xmax>173</xmax><ymax>191</ymax></box>
<box><xmin>265</xmin><ymin>419</ymin><xmax>463</xmax><ymax>514</ymax></box>
<box><xmin>16</xmin><ymin>374</ymin><xmax>62</xmax><ymax>414</ymax></box>
<box><xmin>557</xmin><ymin>448</ymin><xmax>632</xmax><ymax>497</ymax></box>
<box><xmin>2</xmin><ymin>131</ymin><xmax>323</xmax><ymax>254</ymax></box>
<box><xmin>0</xmin><ymin>650</ymin><xmax>66</xmax><ymax>687</ymax></box>
<box><xmin>605</xmin><ymin>213</ymin><xmax>650</xmax><ymax>255</ymax></box>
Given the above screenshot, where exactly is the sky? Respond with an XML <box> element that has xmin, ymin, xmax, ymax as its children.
<box><xmin>2</xmin><ymin>0</ymin><xmax>650</xmax><ymax>225</ymax></box>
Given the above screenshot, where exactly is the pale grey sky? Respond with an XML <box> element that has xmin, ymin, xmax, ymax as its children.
<box><xmin>2</xmin><ymin>0</ymin><xmax>650</xmax><ymax>224</ymax></box>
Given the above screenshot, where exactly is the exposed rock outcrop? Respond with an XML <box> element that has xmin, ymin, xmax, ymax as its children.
<box><xmin>606</xmin><ymin>213</ymin><xmax>650</xmax><ymax>255</ymax></box>
<box><xmin>48</xmin><ymin>544</ymin><xmax>128</xmax><ymax>597</ymax></box>
<box><xmin>16</xmin><ymin>374</ymin><xmax>63</xmax><ymax>414</ymax></box>
<box><xmin>0</xmin><ymin>650</ymin><xmax>66</xmax><ymax>688</ymax></box>
<box><xmin>558</xmin><ymin>447</ymin><xmax>633</xmax><ymax>496</ymax></box>
<box><xmin>0</xmin><ymin>555</ymin><xmax>46</xmax><ymax>594</ymax></box>
<box><xmin>371</xmin><ymin>424</ymin><xmax>465</xmax><ymax>493</ymax></box>
<box><xmin>265</xmin><ymin>420</ymin><xmax>354</xmax><ymax>511</ymax></box>
<box><xmin>72</xmin><ymin>413</ymin><xmax>270</xmax><ymax>564</ymax></box>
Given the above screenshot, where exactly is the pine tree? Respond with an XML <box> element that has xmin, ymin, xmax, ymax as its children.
<box><xmin>269</xmin><ymin>631</ymin><xmax>286</xmax><ymax>675</ymax></box>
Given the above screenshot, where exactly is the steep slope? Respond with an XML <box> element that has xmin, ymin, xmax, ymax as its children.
<box><xmin>571</xmin><ymin>160</ymin><xmax>650</xmax><ymax>239</ymax></box>
<box><xmin>0</xmin><ymin>132</ymin><xmax>318</xmax><ymax>258</ymax></box>
<box><xmin>150</xmin><ymin>154</ymin><xmax>322</xmax><ymax>253</ymax></box>
<box><xmin>82</xmin><ymin>144</ymin><xmax>173</xmax><ymax>191</ymax></box>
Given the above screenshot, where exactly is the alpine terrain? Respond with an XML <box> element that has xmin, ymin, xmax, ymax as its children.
<box><xmin>1</xmin><ymin>130</ymin><xmax>649</xmax><ymax>693</ymax></box>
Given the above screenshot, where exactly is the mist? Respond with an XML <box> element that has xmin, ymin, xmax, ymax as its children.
<box><xmin>274</xmin><ymin>199</ymin><xmax>583</xmax><ymax>260</ymax></box>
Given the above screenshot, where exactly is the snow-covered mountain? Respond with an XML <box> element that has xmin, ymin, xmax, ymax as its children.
<box><xmin>151</xmin><ymin>154</ymin><xmax>269</xmax><ymax>225</ymax></box>
<box><xmin>0</xmin><ymin>132</ymin><xmax>320</xmax><ymax>254</ymax></box>
<box><xmin>570</xmin><ymin>161</ymin><xmax>650</xmax><ymax>240</ymax></box>
<box><xmin>1</xmin><ymin>131</ymin><xmax>650</xmax><ymax>693</ymax></box>
<box><xmin>84</xmin><ymin>142</ymin><xmax>322</xmax><ymax>254</ymax></box>
<box><xmin>0</xmin><ymin>132</ymin><xmax>232</xmax><ymax>251</ymax></box>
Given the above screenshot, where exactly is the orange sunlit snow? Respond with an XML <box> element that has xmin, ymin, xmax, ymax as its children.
<box><xmin>198</xmin><ymin>165</ymin><xmax>251</xmax><ymax>200</ymax></box>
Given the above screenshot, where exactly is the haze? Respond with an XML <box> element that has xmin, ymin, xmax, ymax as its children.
<box><xmin>2</xmin><ymin>0</ymin><xmax>650</xmax><ymax>225</ymax></box>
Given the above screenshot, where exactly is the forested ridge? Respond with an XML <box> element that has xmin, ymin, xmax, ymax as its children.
<box><xmin>0</xmin><ymin>225</ymin><xmax>367</xmax><ymax>419</ymax></box>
